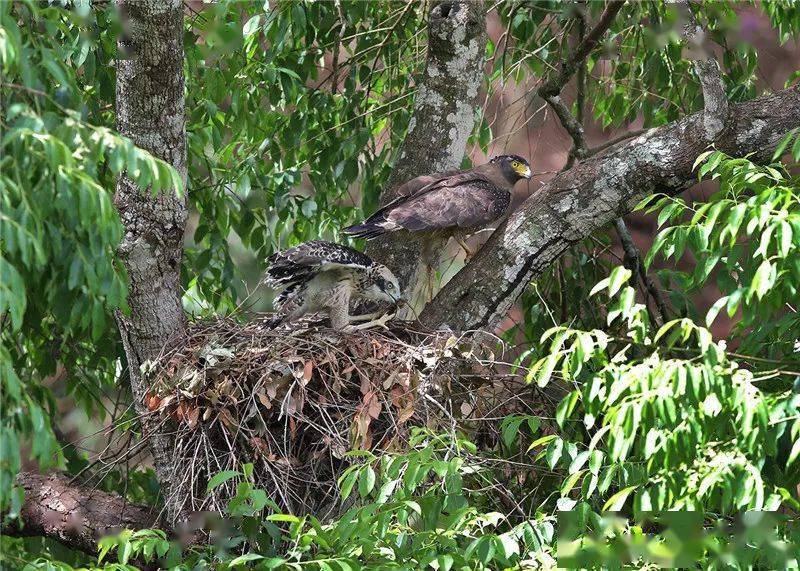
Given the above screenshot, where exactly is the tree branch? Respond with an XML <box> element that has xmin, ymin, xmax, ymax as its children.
<box><xmin>681</xmin><ymin>0</ymin><xmax>728</xmax><ymax>140</ymax></box>
<box><xmin>539</xmin><ymin>1</ymin><xmax>623</xmax><ymax>167</ymax></box>
<box><xmin>3</xmin><ymin>472</ymin><xmax>159</xmax><ymax>556</ymax></box>
<box><xmin>420</xmin><ymin>84</ymin><xmax>800</xmax><ymax>330</ymax></box>
<box><xmin>367</xmin><ymin>1</ymin><xmax>487</xmax><ymax>300</ymax></box>
<box><xmin>614</xmin><ymin>217</ymin><xmax>668</xmax><ymax>326</ymax></box>
<box><xmin>538</xmin><ymin>0</ymin><xmax>625</xmax><ymax>98</ymax></box>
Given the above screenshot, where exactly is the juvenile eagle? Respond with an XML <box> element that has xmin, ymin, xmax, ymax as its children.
<box><xmin>343</xmin><ymin>154</ymin><xmax>532</xmax><ymax>254</ymax></box>
<box><xmin>265</xmin><ymin>240</ymin><xmax>401</xmax><ymax>330</ymax></box>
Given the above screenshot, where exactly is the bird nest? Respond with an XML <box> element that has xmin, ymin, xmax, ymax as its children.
<box><xmin>140</xmin><ymin>316</ymin><xmax>537</xmax><ymax>518</ymax></box>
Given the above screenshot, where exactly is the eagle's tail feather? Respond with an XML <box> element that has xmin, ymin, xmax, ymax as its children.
<box><xmin>342</xmin><ymin>223</ymin><xmax>387</xmax><ymax>239</ymax></box>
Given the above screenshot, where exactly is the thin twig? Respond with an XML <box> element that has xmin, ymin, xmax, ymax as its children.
<box><xmin>614</xmin><ymin>217</ymin><xmax>668</xmax><ymax>326</ymax></box>
<box><xmin>585</xmin><ymin>128</ymin><xmax>646</xmax><ymax>156</ymax></box>
<box><xmin>329</xmin><ymin>0</ymin><xmax>347</xmax><ymax>94</ymax></box>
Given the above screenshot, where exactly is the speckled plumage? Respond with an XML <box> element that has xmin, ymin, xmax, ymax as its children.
<box><xmin>265</xmin><ymin>241</ymin><xmax>400</xmax><ymax>330</ymax></box>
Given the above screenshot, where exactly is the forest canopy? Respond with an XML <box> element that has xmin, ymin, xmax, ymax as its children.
<box><xmin>2</xmin><ymin>0</ymin><xmax>800</xmax><ymax>569</ymax></box>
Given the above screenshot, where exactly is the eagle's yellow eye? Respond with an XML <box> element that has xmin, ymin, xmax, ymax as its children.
<box><xmin>511</xmin><ymin>161</ymin><xmax>520</xmax><ymax>167</ymax></box>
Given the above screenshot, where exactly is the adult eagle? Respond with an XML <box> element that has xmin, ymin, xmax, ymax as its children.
<box><xmin>343</xmin><ymin>155</ymin><xmax>532</xmax><ymax>255</ymax></box>
<box><xmin>265</xmin><ymin>240</ymin><xmax>401</xmax><ymax>330</ymax></box>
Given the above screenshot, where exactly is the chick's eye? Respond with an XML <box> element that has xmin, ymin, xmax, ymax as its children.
<box><xmin>386</xmin><ymin>282</ymin><xmax>395</xmax><ymax>290</ymax></box>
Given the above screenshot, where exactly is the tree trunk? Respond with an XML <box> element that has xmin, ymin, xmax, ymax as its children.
<box><xmin>113</xmin><ymin>0</ymin><xmax>187</xmax><ymax>524</ymax></box>
<box><xmin>420</xmin><ymin>84</ymin><xmax>800</xmax><ymax>331</ymax></box>
<box><xmin>367</xmin><ymin>1</ymin><xmax>487</xmax><ymax>313</ymax></box>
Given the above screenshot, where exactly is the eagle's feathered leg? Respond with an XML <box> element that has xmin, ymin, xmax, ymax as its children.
<box><xmin>326</xmin><ymin>285</ymin><xmax>352</xmax><ymax>330</ymax></box>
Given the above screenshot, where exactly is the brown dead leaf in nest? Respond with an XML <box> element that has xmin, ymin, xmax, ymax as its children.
<box><xmin>389</xmin><ymin>385</ymin><xmax>403</xmax><ymax>406</ymax></box>
<box><xmin>176</xmin><ymin>401</ymin><xmax>191</xmax><ymax>423</ymax></box>
<box><xmin>218</xmin><ymin>408</ymin><xmax>237</xmax><ymax>431</ymax></box>
<box><xmin>187</xmin><ymin>406</ymin><xmax>201</xmax><ymax>428</ymax></box>
<box><xmin>362</xmin><ymin>390</ymin><xmax>382</xmax><ymax>420</ymax></box>
<box><xmin>397</xmin><ymin>403</ymin><xmax>415</xmax><ymax>424</ymax></box>
<box><xmin>301</xmin><ymin>360</ymin><xmax>313</xmax><ymax>385</ymax></box>
<box><xmin>460</xmin><ymin>401</ymin><xmax>474</xmax><ymax>416</ymax></box>
<box><xmin>250</xmin><ymin>436</ymin><xmax>270</xmax><ymax>456</ymax></box>
<box><xmin>145</xmin><ymin>392</ymin><xmax>162</xmax><ymax>412</ymax></box>
<box><xmin>257</xmin><ymin>391</ymin><xmax>272</xmax><ymax>410</ymax></box>
<box><xmin>359</xmin><ymin>370</ymin><xmax>370</xmax><ymax>395</ymax></box>
<box><xmin>371</xmin><ymin>339</ymin><xmax>390</xmax><ymax>360</ymax></box>
<box><xmin>351</xmin><ymin>412</ymin><xmax>373</xmax><ymax>450</ymax></box>
<box><xmin>159</xmin><ymin>394</ymin><xmax>176</xmax><ymax>413</ymax></box>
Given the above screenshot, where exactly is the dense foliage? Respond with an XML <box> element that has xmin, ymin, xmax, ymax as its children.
<box><xmin>2</xmin><ymin>0</ymin><xmax>800</xmax><ymax>569</ymax></box>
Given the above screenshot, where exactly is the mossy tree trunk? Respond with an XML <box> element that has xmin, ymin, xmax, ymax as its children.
<box><xmin>113</xmin><ymin>0</ymin><xmax>188</xmax><ymax>525</ymax></box>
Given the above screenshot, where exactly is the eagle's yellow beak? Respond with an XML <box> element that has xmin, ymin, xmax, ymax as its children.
<box><xmin>514</xmin><ymin>163</ymin><xmax>532</xmax><ymax>179</ymax></box>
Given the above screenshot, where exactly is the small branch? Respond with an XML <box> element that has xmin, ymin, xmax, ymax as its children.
<box><xmin>538</xmin><ymin>0</ymin><xmax>625</xmax><ymax>97</ymax></box>
<box><xmin>614</xmin><ymin>218</ymin><xmax>668</xmax><ymax>326</ymax></box>
<box><xmin>538</xmin><ymin>0</ymin><xmax>624</xmax><ymax>170</ymax></box>
<box><xmin>574</xmin><ymin>1</ymin><xmax>587</xmax><ymax>126</ymax></box>
<box><xmin>681</xmin><ymin>0</ymin><xmax>728</xmax><ymax>139</ymax></box>
<box><xmin>329</xmin><ymin>0</ymin><xmax>347</xmax><ymax>94</ymax></box>
<box><xmin>544</xmin><ymin>93</ymin><xmax>588</xmax><ymax>160</ymax></box>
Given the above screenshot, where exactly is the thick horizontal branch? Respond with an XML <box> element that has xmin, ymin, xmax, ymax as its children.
<box><xmin>420</xmin><ymin>84</ymin><xmax>800</xmax><ymax>331</ymax></box>
<box><xmin>3</xmin><ymin>472</ymin><xmax>159</xmax><ymax>555</ymax></box>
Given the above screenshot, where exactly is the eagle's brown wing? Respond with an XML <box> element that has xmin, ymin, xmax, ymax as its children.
<box><xmin>392</xmin><ymin>169</ymin><xmax>463</xmax><ymax>198</ymax></box>
<box><xmin>384</xmin><ymin>179</ymin><xmax>511</xmax><ymax>233</ymax></box>
<box><xmin>343</xmin><ymin>165</ymin><xmax>511</xmax><ymax>239</ymax></box>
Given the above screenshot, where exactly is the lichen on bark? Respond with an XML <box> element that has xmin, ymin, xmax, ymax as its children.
<box><xmin>113</xmin><ymin>0</ymin><xmax>188</xmax><ymax>524</ymax></box>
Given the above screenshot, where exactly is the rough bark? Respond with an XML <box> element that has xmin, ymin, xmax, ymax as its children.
<box><xmin>3</xmin><ymin>472</ymin><xmax>158</xmax><ymax>555</ymax></box>
<box><xmin>113</xmin><ymin>0</ymin><xmax>188</xmax><ymax>523</ymax></box>
<box><xmin>367</xmin><ymin>1</ymin><xmax>487</xmax><ymax>309</ymax></box>
<box><xmin>681</xmin><ymin>1</ymin><xmax>729</xmax><ymax>140</ymax></box>
<box><xmin>420</xmin><ymin>84</ymin><xmax>800</xmax><ymax>330</ymax></box>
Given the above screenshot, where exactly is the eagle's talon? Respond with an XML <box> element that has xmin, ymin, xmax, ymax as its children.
<box><xmin>344</xmin><ymin>311</ymin><xmax>394</xmax><ymax>332</ymax></box>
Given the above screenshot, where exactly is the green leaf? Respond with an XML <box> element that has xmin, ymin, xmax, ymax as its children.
<box><xmin>602</xmin><ymin>485</ymin><xmax>638</xmax><ymax>511</ymax></box>
<box><xmin>358</xmin><ymin>465</ymin><xmax>376</xmax><ymax>498</ymax></box>
<box><xmin>527</xmin><ymin>353</ymin><xmax>559</xmax><ymax>387</ymax></box>
<box><xmin>607</xmin><ymin>266</ymin><xmax>632</xmax><ymax>297</ymax></box>
<box><xmin>206</xmin><ymin>470</ymin><xmax>240</xmax><ymax>493</ymax></box>
<box><xmin>771</xmin><ymin>128</ymin><xmax>797</xmax><ymax>161</ymax></box>
<box><xmin>229</xmin><ymin>553</ymin><xmax>264</xmax><ymax>566</ymax></box>
<box><xmin>527</xmin><ymin>434</ymin><xmax>557</xmax><ymax>453</ymax></box>
<box><xmin>787</xmin><ymin>438</ymin><xmax>800</xmax><ymax>468</ymax></box>
<box><xmin>705</xmin><ymin>296</ymin><xmax>728</xmax><ymax>327</ymax></box>
<box><xmin>545</xmin><ymin>437</ymin><xmax>564</xmax><ymax>469</ymax></box>
<box><xmin>555</xmin><ymin>391</ymin><xmax>580</xmax><ymax>428</ymax></box>
<box><xmin>751</xmin><ymin>259</ymin><xmax>775</xmax><ymax>300</ymax></box>
<box><xmin>266</xmin><ymin>513</ymin><xmax>301</xmax><ymax>523</ymax></box>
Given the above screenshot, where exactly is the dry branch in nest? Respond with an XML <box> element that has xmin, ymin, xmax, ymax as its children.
<box><xmin>139</xmin><ymin>316</ymin><xmax>541</xmax><ymax>519</ymax></box>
